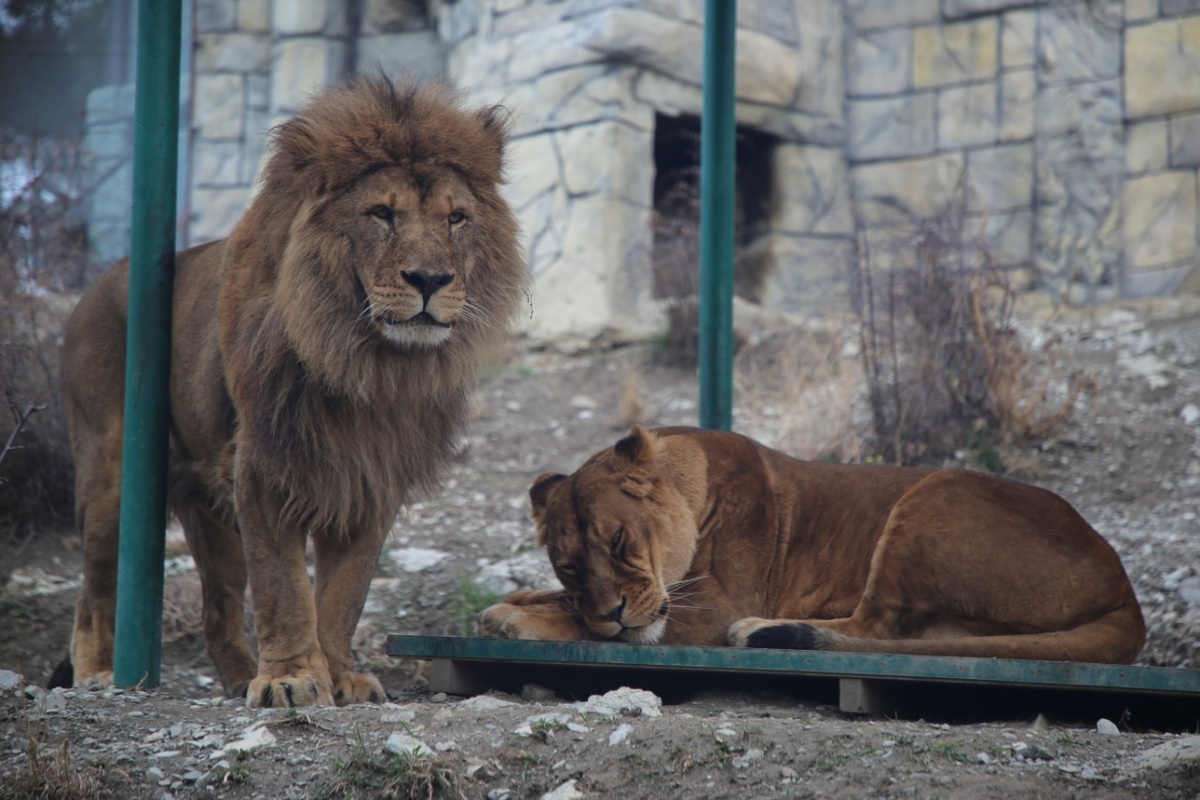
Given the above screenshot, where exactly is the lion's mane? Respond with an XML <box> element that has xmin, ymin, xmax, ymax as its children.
<box><xmin>218</xmin><ymin>76</ymin><xmax>526</xmax><ymax>536</ymax></box>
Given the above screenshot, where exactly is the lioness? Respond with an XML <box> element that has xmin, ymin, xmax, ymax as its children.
<box><xmin>54</xmin><ymin>77</ymin><xmax>526</xmax><ymax>706</ymax></box>
<box><xmin>478</xmin><ymin>426</ymin><xmax>1146</xmax><ymax>664</ymax></box>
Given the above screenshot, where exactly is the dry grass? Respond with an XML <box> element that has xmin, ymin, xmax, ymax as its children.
<box><xmin>852</xmin><ymin>194</ymin><xmax>1091</xmax><ymax>469</ymax></box>
<box><xmin>1</xmin><ymin>132</ymin><xmax>96</xmax><ymax>535</ymax></box>
<box><xmin>735</xmin><ymin>326</ymin><xmax>871</xmax><ymax>463</ymax></box>
<box><xmin>2</xmin><ymin>681</ymin><xmax>101</xmax><ymax>800</ymax></box>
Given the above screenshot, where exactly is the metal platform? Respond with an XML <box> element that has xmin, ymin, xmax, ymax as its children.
<box><xmin>387</xmin><ymin>635</ymin><xmax>1200</xmax><ymax>730</ymax></box>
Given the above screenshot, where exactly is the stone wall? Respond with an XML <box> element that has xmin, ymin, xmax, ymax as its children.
<box><xmin>188</xmin><ymin>0</ymin><xmax>445</xmax><ymax>244</ymax></box>
<box><xmin>84</xmin><ymin>0</ymin><xmax>1200</xmax><ymax>341</ymax></box>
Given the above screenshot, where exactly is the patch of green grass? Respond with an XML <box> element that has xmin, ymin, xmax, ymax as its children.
<box><xmin>930</xmin><ymin>740</ymin><xmax>969</xmax><ymax>763</ymax></box>
<box><xmin>215</xmin><ymin>750</ymin><xmax>252</xmax><ymax>786</ymax></box>
<box><xmin>815</xmin><ymin>741</ymin><xmax>878</xmax><ymax>772</ymax></box>
<box><xmin>444</xmin><ymin>576</ymin><xmax>502</xmax><ymax>636</ymax></box>
<box><xmin>315</xmin><ymin>735</ymin><xmax>460</xmax><ymax>800</ymax></box>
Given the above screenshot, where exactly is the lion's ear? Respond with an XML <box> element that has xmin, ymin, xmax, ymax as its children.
<box><xmin>476</xmin><ymin>104</ymin><xmax>512</xmax><ymax>164</ymax></box>
<box><xmin>614</xmin><ymin>425</ymin><xmax>660</xmax><ymax>465</ymax></box>
<box><xmin>529</xmin><ymin>471</ymin><xmax>567</xmax><ymax>528</ymax></box>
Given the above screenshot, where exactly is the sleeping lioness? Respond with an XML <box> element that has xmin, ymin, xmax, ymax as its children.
<box><xmin>477</xmin><ymin>426</ymin><xmax>1145</xmax><ymax>664</ymax></box>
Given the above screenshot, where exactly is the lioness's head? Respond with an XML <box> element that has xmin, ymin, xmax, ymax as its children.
<box><xmin>234</xmin><ymin>75</ymin><xmax>524</xmax><ymax>368</ymax></box>
<box><xmin>530</xmin><ymin>427</ymin><xmax>708</xmax><ymax>643</ymax></box>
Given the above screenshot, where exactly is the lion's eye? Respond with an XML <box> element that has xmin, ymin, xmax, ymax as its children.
<box><xmin>448</xmin><ymin>210</ymin><xmax>467</xmax><ymax>227</ymax></box>
<box><xmin>369</xmin><ymin>205</ymin><xmax>393</xmax><ymax>223</ymax></box>
<box><xmin>611</xmin><ymin>528</ymin><xmax>625</xmax><ymax>555</ymax></box>
<box><xmin>557</xmin><ymin>564</ymin><xmax>578</xmax><ymax>580</ymax></box>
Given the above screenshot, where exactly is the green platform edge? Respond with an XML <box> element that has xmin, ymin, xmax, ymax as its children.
<box><xmin>386</xmin><ymin>635</ymin><xmax>1199</xmax><ymax>696</ymax></box>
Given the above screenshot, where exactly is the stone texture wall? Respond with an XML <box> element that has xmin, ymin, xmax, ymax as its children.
<box><xmin>188</xmin><ymin>0</ymin><xmax>445</xmax><ymax>244</ymax></box>
<box><xmin>84</xmin><ymin>0</ymin><xmax>1200</xmax><ymax>341</ymax></box>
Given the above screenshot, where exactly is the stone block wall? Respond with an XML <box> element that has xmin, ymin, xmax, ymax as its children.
<box><xmin>187</xmin><ymin>0</ymin><xmax>444</xmax><ymax>244</ymax></box>
<box><xmin>83</xmin><ymin>0</ymin><xmax>1200</xmax><ymax>341</ymax></box>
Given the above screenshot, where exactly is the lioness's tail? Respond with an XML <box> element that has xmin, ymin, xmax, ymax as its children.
<box><xmin>738</xmin><ymin>605</ymin><xmax>1146</xmax><ymax>665</ymax></box>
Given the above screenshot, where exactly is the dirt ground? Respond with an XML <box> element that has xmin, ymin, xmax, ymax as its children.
<box><xmin>2</xmin><ymin>295</ymin><xmax>1200</xmax><ymax>799</ymax></box>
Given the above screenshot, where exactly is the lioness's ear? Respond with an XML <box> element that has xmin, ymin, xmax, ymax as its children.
<box><xmin>529</xmin><ymin>471</ymin><xmax>567</xmax><ymax>524</ymax></box>
<box><xmin>614</xmin><ymin>425</ymin><xmax>660</xmax><ymax>465</ymax></box>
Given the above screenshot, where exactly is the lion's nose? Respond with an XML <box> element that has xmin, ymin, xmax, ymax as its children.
<box><xmin>402</xmin><ymin>270</ymin><xmax>453</xmax><ymax>301</ymax></box>
<box><xmin>600</xmin><ymin>597</ymin><xmax>627</xmax><ymax>623</ymax></box>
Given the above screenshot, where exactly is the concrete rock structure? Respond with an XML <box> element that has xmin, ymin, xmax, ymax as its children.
<box><xmin>86</xmin><ymin>0</ymin><xmax>1200</xmax><ymax>341</ymax></box>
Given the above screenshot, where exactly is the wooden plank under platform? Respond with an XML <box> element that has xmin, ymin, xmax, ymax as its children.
<box><xmin>386</xmin><ymin>635</ymin><xmax>1200</xmax><ymax>730</ymax></box>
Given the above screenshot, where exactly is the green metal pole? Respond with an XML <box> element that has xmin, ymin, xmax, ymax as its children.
<box><xmin>699</xmin><ymin>0</ymin><xmax>736</xmax><ymax>431</ymax></box>
<box><xmin>114</xmin><ymin>0</ymin><xmax>182</xmax><ymax>689</ymax></box>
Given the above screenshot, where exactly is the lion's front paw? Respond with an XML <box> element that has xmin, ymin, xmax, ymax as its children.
<box><xmin>77</xmin><ymin>669</ymin><xmax>114</xmax><ymax>691</ymax></box>
<box><xmin>331</xmin><ymin>671</ymin><xmax>386</xmax><ymax>706</ymax></box>
<box><xmin>247</xmin><ymin>670</ymin><xmax>334</xmax><ymax>708</ymax></box>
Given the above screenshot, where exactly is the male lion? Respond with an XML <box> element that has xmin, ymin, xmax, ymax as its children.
<box><xmin>478</xmin><ymin>426</ymin><xmax>1146</xmax><ymax>664</ymax></box>
<box><xmin>54</xmin><ymin>77</ymin><xmax>525</xmax><ymax>706</ymax></box>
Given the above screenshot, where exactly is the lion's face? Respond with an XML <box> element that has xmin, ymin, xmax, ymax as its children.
<box><xmin>319</xmin><ymin>166</ymin><xmax>479</xmax><ymax>350</ymax></box>
<box><xmin>530</xmin><ymin>428</ymin><xmax>704</xmax><ymax>643</ymax></box>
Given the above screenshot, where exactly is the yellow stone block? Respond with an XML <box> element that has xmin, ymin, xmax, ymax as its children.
<box><xmin>913</xmin><ymin>18</ymin><xmax>998</xmax><ymax>89</ymax></box>
<box><xmin>1122</xmin><ymin>171</ymin><xmax>1198</xmax><ymax>269</ymax></box>
<box><xmin>1125</xmin><ymin>17</ymin><xmax>1200</xmax><ymax>119</ymax></box>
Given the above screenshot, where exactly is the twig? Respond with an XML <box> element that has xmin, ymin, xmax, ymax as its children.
<box><xmin>1</xmin><ymin>403</ymin><xmax>44</xmax><ymax>472</ymax></box>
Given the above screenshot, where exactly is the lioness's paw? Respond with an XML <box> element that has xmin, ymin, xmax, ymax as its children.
<box><xmin>475</xmin><ymin>603</ymin><xmax>526</xmax><ymax>639</ymax></box>
<box><xmin>331</xmin><ymin>671</ymin><xmax>386</xmax><ymax>706</ymax></box>
<box><xmin>729</xmin><ymin>618</ymin><xmax>826</xmax><ymax>650</ymax></box>
<box><xmin>247</xmin><ymin>672</ymin><xmax>334</xmax><ymax>708</ymax></box>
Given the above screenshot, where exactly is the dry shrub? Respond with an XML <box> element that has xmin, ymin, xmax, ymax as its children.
<box><xmin>0</xmin><ymin>133</ymin><xmax>94</xmax><ymax>536</ymax></box>
<box><xmin>855</xmin><ymin>195</ymin><xmax>1092</xmax><ymax>468</ymax></box>
<box><xmin>3</xmin><ymin>684</ymin><xmax>101</xmax><ymax>800</ymax></box>
<box><xmin>735</xmin><ymin>326</ymin><xmax>871</xmax><ymax>463</ymax></box>
<box><xmin>650</xmin><ymin>175</ymin><xmax>702</xmax><ymax>366</ymax></box>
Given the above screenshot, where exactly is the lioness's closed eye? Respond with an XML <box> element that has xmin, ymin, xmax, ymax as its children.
<box><xmin>478</xmin><ymin>426</ymin><xmax>1144</xmax><ymax>665</ymax></box>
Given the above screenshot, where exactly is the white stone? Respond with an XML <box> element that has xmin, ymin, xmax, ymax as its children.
<box><xmin>1132</xmin><ymin>736</ymin><xmax>1200</xmax><ymax>772</ymax></box>
<box><xmin>455</xmin><ymin>695</ymin><xmax>518</xmax><ymax>711</ymax></box>
<box><xmin>0</xmin><ymin>669</ymin><xmax>20</xmax><ymax>692</ymax></box>
<box><xmin>574</xmin><ymin>687</ymin><xmax>662</xmax><ymax>718</ymax></box>
<box><xmin>608</xmin><ymin>723</ymin><xmax>632</xmax><ymax>745</ymax></box>
<box><xmin>389</xmin><ymin>547</ymin><xmax>451</xmax><ymax>573</ymax></box>
<box><xmin>540</xmin><ymin>779</ymin><xmax>583</xmax><ymax>800</ymax></box>
<box><xmin>224</xmin><ymin>723</ymin><xmax>276</xmax><ymax>752</ymax></box>
<box><xmin>1096</xmin><ymin>718</ymin><xmax>1120</xmax><ymax>735</ymax></box>
<box><xmin>1182</xmin><ymin>404</ymin><xmax>1200</xmax><ymax>426</ymax></box>
<box><xmin>385</xmin><ymin>732</ymin><xmax>433</xmax><ymax>757</ymax></box>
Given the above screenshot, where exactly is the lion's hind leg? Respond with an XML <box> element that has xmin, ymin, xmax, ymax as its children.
<box><xmin>177</xmin><ymin>505</ymin><xmax>257</xmax><ymax>698</ymax></box>
<box><xmin>65</xmin><ymin>433</ymin><xmax>125</xmax><ymax>690</ymax></box>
